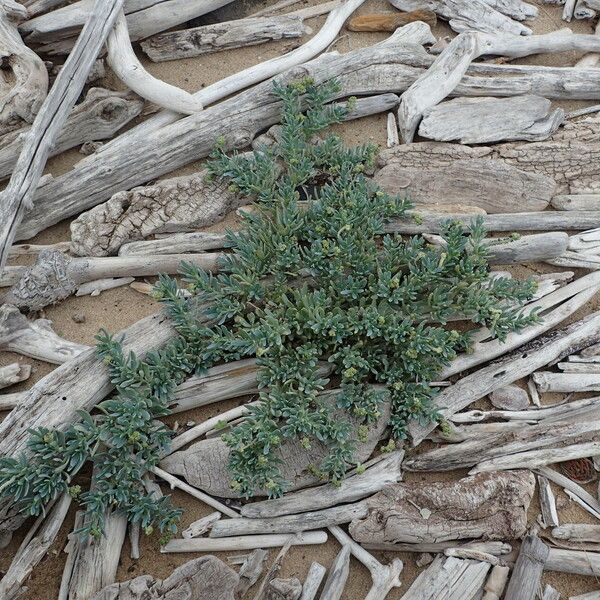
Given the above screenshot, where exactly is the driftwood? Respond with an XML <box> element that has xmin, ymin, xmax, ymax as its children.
<box><xmin>161</xmin><ymin>532</ymin><xmax>328</xmax><ymax>554</ymax></box>
<box><xmin>482</xmin><ymin>565</ymin><xmax>510</xmax><ymax>600</ymax></box>
<box><xmin>21</xmin><ymin>0</ymin><xmax>65</xmax><ymax>18</ymax></box>
<box><xmin>107</xmin><ymin>10</ymin><xmax>203</xmax><ymax>115</ymax></box>
<box><xmin>236</xmin><ymin>549</ymin><xmax>268</xmax><ymax>598</ymax></box>
<box><xmin>241</xmin><ymin>451</ymin><xmax>403</xmax><ymax>518</ymax></box>
<box><xmin>182</xmin><ymin>512</ymin><xmax>221</xmax><ymax>539</ymax></box>
<box><xmin>141</xmin><ymin>15</ymin><xmax>309</xmax><ymax>62</ymax></box>
<box><xmin>541</xmin><ymin>585</ymin><xmax>561</xmax><ymax>600</ymax></box>
<box><xmin>2</xmin><ymin>251</ymin><xmax>220</xmax><ymax>311</ymax></box>
<box><xmin>387</xmin><ymin>112</ymin><xmax>399</xmax><ymax>148</ymax></box>
<box><xmin>418</xmin><ymin>95</ymin><xmax>564</xmax><ymax>144</ymax></box>
<box><xmin>0</xmin><ymin>88</ymin><xmax>143</xmax><ymax>181</ymax></box>
<box><xmin>253</xmin><ymin>537</ymin><xmax>294</xmax><ymax>600</ymax></box>
<box><xmin>267</xmin><ymin>578</ymin><xmax>302</xmax><ymax>600</ymax></box>
<box><xmin>0</xmin><ymin>0</ymin><xmax>125</xmax><ymax>276</ymax></box>
<box><xmin>0</xmin><ymin>362</ymin><xmax>30</xmax><ymax>389</ymax></box>
<box><xmin>299</xmin><ymin>563</ymin><xmax>325</xmax><ymax>600</ymax></box>
<box><xmin>545</xmin><ymin>548</ymin><xmax>600</xmax><ymax>575</ymax></box>
<box><xmin>0</xmin><ymin>390</ymin><xmax>25</xmax><ymax>411</ymax></box>
<box><xmin>503</xmin><ymin>535</ymin><xmax>549</xmax><ymax>600</ymax></box>
<box><xmin>119</xmin><ymin>232</ymin><xmax>228</xmax><ymax>256</ymax></box>
<box><xmin>347</xmin><ymin>10</ymin><xmax>437</xmax><ymax>31</ymax></box>
<box><xmin>538</xmin><ymin>475</ymin><xmax>560</xmax><ymax>528</ymax></box>
<box><xmin>348</xmin><ymin>471</ymin><xmax>534</xmax><ymax>544</ymax></box>
<box><xmin>0</xmin><ymin>1</ymin><xmax>47</xmax><ymax>136</ymax></box>
<box><xmin>76</xmin><ymin>276</ymin><xmax>135</xmax><ymax>297</ymax></box>
<box><xmin>160</xmin><ymin>390</ymin><xmax>391</xmax><ymax>498</ymax></box>
<box><xmin>553</xmin><ymin>194</ymin><xmax>600</xmax><ymax>211</ymax></box>
<box><xmin>0</xmin><ymin>493</ymin><xmax>71</xmax><ymax>600</ymax></box>
<box><xmin>362</xmin><ymin>540</ymin><xmax>512</xmax><ymax>555</ymax></box>
<box><xmin>534</xmin><ymin>372</ymin><xmax>600</xmax><ymax>392</ymax></box>
<box><xmin>318</xmin><ymin>545</ymin><xmax>349</xmax><ymax>600</ymax></box>
<box><xmin>89</xmin><ymin>556</ymin><xmax>239</xmax><ymax>600</ymax></box>
<box><xmin>553</xmin><ymin>524</ymin><xmax>600</xmax><ymax>542</ymax></box>
<box><xmin>399</xmin><ymin>555</ymin><xmax>490</xmax><ymax>600</ymax></box>
<box><xmin>0</xmin><ymin>304</ymin><xmax>87</xmax><ymax>364</ymax></box>
<box><xmin>59</xmin><ymin>510</ymin><xmax>127</xmax><ymax>600</ymax></box>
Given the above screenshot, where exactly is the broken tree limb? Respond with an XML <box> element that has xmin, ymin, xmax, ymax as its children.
<box><xmin>418</xmin><ymin>95</ymin><xmax>564</xmax><ymax>144</ymax></box>
<box><xmin>2</xmin><ymin>251</ymin><xmax>221</xmax><ymax>311</ymax></box>
<box><xmin>0</xmin><ymin>362</ymin><xmax>30</xmax><ymax>389</ymax></box>
<box><xmin>0</xmin><ymin>304</ymin><xmax>88</xmax><ymax>364</ymax></box>
<box><xmin>534</xmin><ymin>372</ymin><xmax>600</xmax><ymax>392</ymax></box>
<box><xmin>119</xmin><ymin>232</ymin><xmax>228</xmax><ymax>257</ymax></box>
<box><xmin>348</xmin><ymin>471</ymin><xmax>534</xmax><ymax>544</ymax></box>
<box><xmin>241</xmin><ymin>451</ymin><xmax>403</xmax><ymax>518</ymax></box>
<box><xmin>162</xmin><ymin>532</ymin><xmax>328</xmax><ymax>554</ymax></box>
<box><xmin>0</xmin><ymin>1</ymin><xmax>48</xmax><ymax>136</ymax></box>
<box><xmin>235</xmin><ymin>549</ymin><xmax>268</xmax><ymax>598</ymax></box>
<box><xmin>545</xmin><ymin>548</ymin><xmax>600</xmax><ymax>576</ymax></box>
<box><xmin>317</xmin><ymin>545</ymin><xmax>349</xmax><ymax>600</ymax></box>
<box><xmin>141</xmin><ymin>15</ymin><xmax>310</xmax><ymax>62</ymax></box>
<box><xmin>299</xmin><ymin>562</ymin><xmax>325</xmax><ymax>600</ymax></box>
<box><xmin>503</xmin><ymin>534</ymin><xmax>549</xmax><ymax>600</ymax></box>
<box><xmin>0</xmin><ymin>0</ymin><xmax>126</xmax><ymax>277</ymax></box>
<box><xmin>76</xmin><ymin>276</ymin><xmax>135</xmax><ymax>297</ymax></box>
<box><xmin>181</xmin><ymin>512</ymin><xmax>221</xmax><ymax>539</ymax></box>
<box><xmin>0</xmin><ymin>493</ymin><xmax>71</xmax><ymax>600</ymax></box>
<box><xmin>0</xmin><ymin>88</ymin><xmax>143</xmax><ymax>181</ymax></box>
<box><xmin>106</xmin><ymin>10</ymin><xmax>204</xmax><ymax>115</ymax></box>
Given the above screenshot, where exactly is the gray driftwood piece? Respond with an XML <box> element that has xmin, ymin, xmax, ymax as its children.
<box><xmin>399</xmin><ymin>555</ymin><xmax>491</xmax><ymax>600</ymax></box>
<box><xmin>418</xmin><ymin>95</ymin><xmax>564</xmax><ymax>143</ymax></box>
<box><xmin>552</xmin><ymin>194</ymin><xmax>600</xmax><ymax>210</ymax></box>
<box><xmin>0</xmin><ymin>304</ymin><xmax>88</xmax><ymax>364</ymax></box>
<box><xmin>0</xmin><ymin>0</ymin><xmax>126</xmax><ymax>276</ymax></box>
<box><xmin>503</xmin><ymin>535</ymin><xmax>549</xmax><ymax>600</ymax></box>
<box><xmin>0</xmin><ymin>1</ymin><xmax>47</xmax><ymax>137</ymax></box>
<box><xmin>538</xmin><ymin>475</ymin><xmax>559</xmax><ymax>528</ymax></box>
<box><xmin>2</xmin><ymin>251</ymin><xmax>220</xmax><ymax>311</ymax></box>
<box><xmin>299</xmin><ymin>563</ymin><xmax>326</xmax><ymax>600</ymax></box>
<box><xmin>160</xmin><ymin>391</ymin><xmax>392</xmax><ymax>498</ymax></box>
<box><xmin>119</xmin><ymin>232</ymin><xmax>228</xmax><ymax>256</ymax></box>
<box><xmin>348</xmin><ymin>471</ymin><xmax>534</xmax><ymax>544</ymax></box>
<box><xmin>241</xmin><ymin>451</ymin><xmax>404</xmax><ymax>518</ymax></box>
<box><xmin>0</xmin><ymin>362</ymin><xmax>30</xmax><ymax>389</ymax></box>
<box><xmin>60</xmin><ymin>510</ymin><xmax>127</xmax><ymax>600</ymax></box>
<box><xmin>268</xmin><ymin>578</ymin><xmax>302</xmax><ymax>600</ymax></box>
<box><xmin>534</xmin><ymin>372</ymin><xmax>600</xmax><ymax>392</ymax></box>
<box><xmin>545</xmin><ymin>548</ymin><xmax>600</xmax><ymax>575</ymax></box>
<box><xmin>89</xmin><ymin>556</ymin><xmax>239</xmax><ymax>600</ymax></box>
<box><xmin>318</xmin><ymin>546</ymin><xmax>349</xmax><ymax>600</ymax></box>
<box><xmin>21</xmin><ymin>0</ymin><xmax>64</xmax><ymax>18</ymax></box>
<box><xmin>141</xmin><ymin>15</ymin><xmax>309</xmax><ymax>62</ymax></box>
<box><xmin>236</xmin><ymin>549</ymin><xmax>268</xmax><ymax>598</ymax></box>
<box><xmin>0</xmin><ymin>88</ymin><xmax>143</xmax><ymax>180</ymax></box>
<box><xmin>553</xmin><ymin>524</ymin><xmax>600</xmax><ymax>542</ymax></box>
<box><xmin>388</xmin><ymin>0</ymin><xmax>531</xmax><ymax>35</ymax></box>
<box><xmin>0</xmin><ymin>494</ymin><xmax>71</xmax><ymax>600</ymax></box>
<box><xmin>0</xmin><ymin>391</ymin><xmax>26</xmax><ymax>411</ymax></box>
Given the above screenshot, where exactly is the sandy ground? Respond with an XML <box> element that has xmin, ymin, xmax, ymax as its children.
<box><xmin>2</xmin><ymin>0</ymin><xmax>600</xmax><ymax>597</ymax></box>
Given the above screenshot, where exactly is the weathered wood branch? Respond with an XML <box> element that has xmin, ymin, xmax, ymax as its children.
<box><xmin>362</xmin><ymin>540</ymin><xmax>512</xmax><ymax>555</ymax></box>
<box><xmin>545</xmin><ymin>548</ymin><xmax>600</xmax><ymax>576</ymax></box>
<box><xmin>0</xmin><ymin>0</ymin><xmax>125</xmax><ymax>276</ymax></box>
<box><xmin>0</xmin><ymin>390</ymin><xmax>26</xmax><ymax>411</ymax></box>
<box><xmin>107</xmin><ymin>10</ymin><xmax>204</xmax><ymax>115</ymax></box>
<box><xmin>534</xmin><ymin>372</ymin><xmax>600</xmax><ymax>392</ymax></box>
<box><xmin>553</xmin><ymin>194</ymin><xmax>600</xmax><ymax>211</ymax></box>
<box><xmin>538</xmin><ymin>475</ymin><xmax>559</xmax><ymax>528</ymax></box>
<box><xmin>119</xmin><ymin>232</ymin><xmax>228</xmax><ymax>256</ymax></box>
<box><xmin>482</xmin><ymin>565</ymin><xmax>510</xmax><ymax>600</ymax></box>
<box><xmin>299</xmin><ymin>562</ymin><xmax>325</xmax><ymax>600</ymax></box>
<box><xmin>315</xmin><ymin>545</ymin><xmax>349</xmax><ymax>600</ymax></box>
<box><xmin>553</xmin><ymin>524</ymin><xmax>600</xmax><ymax>542</ymax></box>
<box><xmin>0</xmin><ymin>361</ymin><xmax>30</xmax><ymax>389</ymax></box>
<box><xmin>235</xmin><ymin>549</ymin><xmax>268</xmax><ymax>598</ymax></box>
<box><xmin>503</xmin><ymin>535</ymin><xmax>549</xmax><ymax>600</ymax></box>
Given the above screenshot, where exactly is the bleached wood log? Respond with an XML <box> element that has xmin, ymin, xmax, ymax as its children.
<box><xmin>181</xmin><ymin>512</ymin><xmax>221</xmax><ymax>539</ymax></box>
<box><xmin>547</xmin><ymin>252</ymin><xmax>600</xmax><ymax>270</ymax></box>
<box><xmin>564</xmin><ymin>0</ymin><xmax>577</xmax><ymax>18</ymax></box>
<box><xmin>0</xmin><ymin>0</ymin><xmax>125</xmax><ymax>277</ymax></box>
<box><xmin>536</xmin><ymin>466</ymin><xmax>600</xmax><ymax>517</ymax></box>
<box><xmin>558</xmin><ymin>361</ymin><xmax>600</xmax><ymax>373</ymax></box>
<box><xmin>119</xmin><ymin>232</ymin><xmax>227</xmax><ymax>256</ymax></box>
<box><xmin>374</xmin><ymin>159</ymin><xmax>555</xmax><ymax>213</ymax></box>
<box><xmin>241</xmin><ymin>451</ymin><xmax>403</xmax><ymax>518</ymax></box>
<box><xmin>0</xmin><ymin>1</ymin><xmax>47</xmax><ymax>137</ymax></box>
<box><xmin>75</xmin><ymin>276</ymin><xmax>135</xmax><ymax>297</ymax></box>
<box><xmin>162</xmin><ymin>532</ymin><xmax>328</xmax><ymax>554</ymax></box>
<box><xmin>107</xmin><ymin>10</ymin><xmax>203</xmax><ymax>115</ymax></box>
<box><xmin>141</xmin><ymin>15</ymin><xmax>309</xmax><ymax>62</ymax></box>
<box><xmin>59</xmin><ymin>510</ymin><xmax>127</xmax><ymax>600</ymax></box>
<box><xmin>443</xmin><ymin>548</ymin><xmax>500</xmax><ymax>565</ymax></box>
<box><xmin>553</xmin><ymin>524</ymin><xmax>600</xmax><ymax>542</ymax></box>
<box><xmin>539</xmin><ymin>475</ymin><xmax>560</xmax><ymax>528</ymax></box>
<box><xmin>268</xmin><ymin>578</ymin><xmax>302</xmax><ymax>600</ymax></box>
<box><xmin>0</xmin><ymin>391</ymin><xmax>25</xmax><ymax>411</ymax></box>
<box><xmin>418</xmin><ymin>95</ymin><xmax>564</xmax><ymax>144</ymax></box>
<box><xmin>503</xmin><ymin>535</ymin><xmax>549</xmax><ymax>600</ymax></box>
<box><xmin>482</xmin><ymin>565</ymin><xmax>510</xmax><ymax>600</ymax></box>
<box><xmin>349</xmin><ymin>471</ymin><xmax>534</xmax><ymax>545</ymax></box>
<box><xmin>0</xmin><ymin>362</ymin><xmax>30</xmax><ymax>389</ymax></box>
<box><xmin>552</xmin><ymin>194</ymin><xmax>600</xmax><ymax>210</ymax></box>
<box><xmin>2</xmin><ymin>251</ymin><xmax>221</xmax><ymax>310</ymax></box>
<box><xmin>0</xmin><ymin>304</ymin><xmax>87</xmax><ymax>364</ymax></box>
<box><xmin>545</xmin><ymin>548</ymin><xmax>600</xmax><ymax>575</ymax></box>
<box><xmin>236</xmin><ymin>549</ymin><xmax>268</xmax><ymax>598</ymax></box>
<box><xmin>318</xmin><ymin>545</ymin><xmax>349</xmax><ymax>600</ymax></box>
<box><xmin>22</xmin><ymin>0</ymin><xmax>236</xmax><ymax>44</ymax></box>
<box><xmin>253</xmin><ymin>537</ymin><xmax>294</xmax><ymax>600</ymax></box>
<box><xmin>299</xmin><ymin>562</ymin><xmax>325</xmax><ymax>600</ymax></box>
<box><xmin>388</xmin><ymin>0</ymin><xmax>531</xmax><ymax>35</ymax></box>
<box><xmin>0</xmin><ymin>493</ymin><xmax>71</xmax><ymax>600</ymax></box>
<box><xmin>0</xmin><ymin>88</ymin><xmax>143</xmax><ymax>181</ymax></box>
<box><xmin>362</xmin><ymin>541</ymin><xmax>512</xmax><ymax>555</ymax></box>
<box><xmin>534</xmin><ymin>372</ymin><xmax>600</xmax><ymax>392</ymax></box>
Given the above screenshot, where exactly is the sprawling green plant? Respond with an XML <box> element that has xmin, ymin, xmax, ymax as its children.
<box><xmin>0</xmin><ymin>78</ymin><xmax>539</xmax><ymax>536</ymax></box>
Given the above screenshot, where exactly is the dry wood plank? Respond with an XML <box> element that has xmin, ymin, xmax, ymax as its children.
<box><xmin>503</xmin><ymin>535</ymin><xmax>549</xmax><ymax>600</ymax></box>
<box><xmin>118</xmin><ymin>232</ymin><xmax>227</xmax><ymax>256</ymax></box>
<box><xmin>0</xmin><ymin>0</ymin><xmax>126</xmax><ymax>276</ymax></box>
<box><xmin>299</xmin><ymin>562</ymin><xmax>325</xmax><ymax>600</ymax></box>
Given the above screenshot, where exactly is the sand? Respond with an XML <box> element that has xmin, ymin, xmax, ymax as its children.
<box><xmin>2</xmin><ymin>0</ymin><xmax>600</xmax><ymax>597</ymax></box>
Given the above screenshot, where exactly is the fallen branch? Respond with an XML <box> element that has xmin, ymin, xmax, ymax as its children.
<box><xmin>503</xmin><ymin>534</ymin><xmax>549</xmax><ymax>600</ymax></box>
<box><xmin>0</xmin><ymin>391</ymin><xmax>26</xmax><ymax>411</ymax></box>
<box><xmin>118</xmin><ymin>232</ymin><xmax>227</xmax><ymax>256</ymax></box>
<box><xmin>553</xmin><ymin>524</ymin><xmax>600</xmax><ymax>542</ymax></box>
<box><xmin>0</xmin><ymin>362</ymin><xmax>30</xmax><ymax>389</ymax></box>
<box><xmin>362</xmin><ymin>540</ymin><xmax>512</xmax><ymax>555</ymax></box>
<box><xmin>317</xmin><ymin>545</ymin><xmax>349</xmax><ymax>600</ymax></box>
<box><xmin>539</xmin><ymin>475</ymin><xmax>560</xmax><ymax>528</ymax></box>
<box><xmin>298</xmin><ymin>562</ymin><xmax>325</xmax><ymax>600</ymax></box>
<box><xmin>545</xmin><ymin>548</ymin><xmax>600</xmax><ymax>576</ymax></box>
<box><xmin>534</xmin><ymin>371</ymin><xmax>600</xmax><ymax>392</ymax></box>
<box><xmin>236</xmin><ymin>549</ymin><xmax>268</xmax><ymax>598</ymax></box>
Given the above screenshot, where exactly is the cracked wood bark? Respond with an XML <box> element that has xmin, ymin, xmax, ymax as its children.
<box><xmin>141</xmin><ymin>15</ymin><xmax>309</xmax><ymax>62</ymax></box>
<box><xmin>90</xmin><ymin>556</ymin><xmax>239</xmax><ymax>600</ymax></box>
<box><xmin>160</xmin><ymin>391</ymin><xmax>392</xmax><ymax>498</ymax></box>
<box><xmin>409</xmin><ymin>308</ymin><xmax>600</xmax><ymax>445</ymax></box>
<box><xmin>0</xmin><ymin>493</ymin><xmax>71</xmax><ymax>600</ymax></box>
<box><xmin>318</xmin><ymin>546</ymin><xmax>349</xmax><ymax>600</ymax></box>
<box><xmin>388</xmin><ymin>0</ymin><xmax>532</xmax><ymax>34</ymax></box>
<box><xmin>0</xmin><ymin>1</ymin><xmax>47</xmax><ymax>136</ymax></box>
<box><xmin>348</xmin><ymin>471</ymin><xmax>534</xmax><ymax>544</ymax></box>
<box><xmin>59</xmin><ymin>510</ymin><xmax>127</xmax><ymax>600</ymax></box>
<box><xmin>107</xmin><ymin>10</ymin><xmax>204</xmax><ymax>115</ymax></box>
<box><xmin>241</xmin><ymin>451</ymin><xmax>403</xmax><ymax>518</ymax></box>
<box><xmin>545</xmin><ymin>548</ymin><xmax>600</xmax><ymax>575</ymax></box>
<box><xmin>503</xmin><ymin>535</ymin><xmax>548</xmax><ymax>600</ymax></box>
<box><xmin>162</xmin><ymin>532</ymin><xmax>328</xmax><ymax>554</ymax></box>
<box><xmin>0</xmin><ymin>88</ymin><xmax>143</xmax><ymax>180</ymax></box>
<box><xmin>21</xmin><ymin>0</ymin><xmax>237</xmax><ymax>44</ymax></box>
<box><xmin>418</xmin><ymin>95</ymin><xmax>564</xmax><ymax>144</ymax></box>
<box><xmin>2</xmin><ymin>251</ymin><xmax>221</xmax><ymax>311</ymax></box>
<box><xmin>0</xmin><ymin>0</ymin><xmax>126</xmax><ymax>278</ymax></box>
<box><xmin>0</xmin><ymin>362</ymin><xmax>30</xmax><ymax>389</ymax></box>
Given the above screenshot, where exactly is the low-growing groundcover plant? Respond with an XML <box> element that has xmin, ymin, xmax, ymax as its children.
<box><xmin>0</xmin><ymin>79</ymin><xmax>539</xmax><ymax>540</ymax></box>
